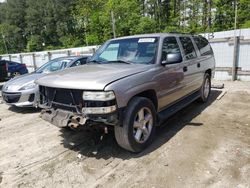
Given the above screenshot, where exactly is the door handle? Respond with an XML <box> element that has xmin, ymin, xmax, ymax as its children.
<box><xmin>183</xmin><ymin>66</ymin><xmax>188</xmax><ymax>72</ymax></box>
<box><xmin>197</xmin><ymin>63</ymin><xmax>201</xmax><ymax>68</ymax></box>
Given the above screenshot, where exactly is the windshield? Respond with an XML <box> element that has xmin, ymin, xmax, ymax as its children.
<box><xmin>90</xmin><ymin>37</ymin><xmax>159</xmax><ymax>64</ymax></box>
<box><xmin>36</xmin><ymin>58</ymin><xmax>73</xmax><ymax>73</ymax></box>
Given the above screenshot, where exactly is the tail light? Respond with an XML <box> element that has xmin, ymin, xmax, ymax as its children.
<box><xmin>4</xmin><ymin>63</ymin><xmax>8</xmax><ymax>72</ymax></box>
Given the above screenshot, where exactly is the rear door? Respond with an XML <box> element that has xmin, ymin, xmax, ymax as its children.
<box><xmin>179</xmin><ymin>36</ymin><xmax>201</xmax><ymax>95</ymax></box>
<box><xmin>6</xmin><ymin>61</ymin><xmax>17</xmax><ymax>73</ymax></box>
<box><xmin>193</xmin><ymin>36</ymin><xmax>214</xmax><ymax>85</ymax></box>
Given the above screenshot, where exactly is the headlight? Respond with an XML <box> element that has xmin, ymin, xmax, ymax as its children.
<box><xmin>82</xmin><ymin>91</ymin><xmax>115</xmax><ymax>101</ymax></box>
<box><xmin>19</xmin><ymin>82</ymin><xmax>36</xmax><ymax>91</ymax></box>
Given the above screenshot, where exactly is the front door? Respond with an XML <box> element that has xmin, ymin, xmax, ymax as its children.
<box><xmin>157</xmin><ymin>37</ymin><xmax>187</xmax><ymax>111</ymax></box>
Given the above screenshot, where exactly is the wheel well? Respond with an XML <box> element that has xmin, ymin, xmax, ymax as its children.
<box><xmin>205</xmin><ymin>69</ymin><xmax>212</xmax><ymax>77</ymax></box>
<box><xmin>133</xmin><ymin>90</ymin><xmax>158</xmax><ymax>110</ymax></box>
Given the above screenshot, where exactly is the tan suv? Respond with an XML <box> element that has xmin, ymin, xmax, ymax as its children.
<box><xmin>36</xmin><ymin>33</ymin><xmax>215</xmax><ymax>152</ymax></box>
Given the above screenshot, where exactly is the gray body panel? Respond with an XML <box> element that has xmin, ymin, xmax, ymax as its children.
<box><xmin>36</xmin><ymin>64</ymin><xmax>150</xmax><ymax>90</ymax></box>
<box><xmin>2</xmin><ymin>73</ymin><xmax>43</xmax><ymax>107</ymax></box>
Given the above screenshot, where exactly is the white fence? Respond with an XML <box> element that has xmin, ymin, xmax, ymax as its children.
<box><xmin>203</xmin><ymin>28</ymin><xmax>250</xmax><ymax>81</ymax></box>
<box><xmin>1</xmin><ymin>29</ymin><xmax>250</xmax><ymax>81</ymax></box>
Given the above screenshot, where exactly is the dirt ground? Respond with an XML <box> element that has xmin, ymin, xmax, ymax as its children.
<box><xmin>0</xmin><ymin>81</ymin><xmax>250</xmax><ymax>188</ymax></box>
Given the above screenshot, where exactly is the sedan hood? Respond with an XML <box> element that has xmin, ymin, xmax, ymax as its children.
<box><xmin>36</xmin><ymin>64</ymin><xmax>151</xmax><ymax>90</ymax></box>
<box><xmin>3</xmin><ymin>73</ymin><xmax>44</xmax><ymax>92</ymax></box>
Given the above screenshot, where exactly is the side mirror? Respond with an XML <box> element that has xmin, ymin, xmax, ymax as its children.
<box><xmin>162</xmin><ymin>53</ymin><xmax>182</xmax><ymax>65</ymax></box>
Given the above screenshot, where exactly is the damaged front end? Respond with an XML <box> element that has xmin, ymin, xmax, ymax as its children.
<box><xmin>39</xmin><ymin>86</ymin><xmax>122</xmax><ymax>130</ymax></box>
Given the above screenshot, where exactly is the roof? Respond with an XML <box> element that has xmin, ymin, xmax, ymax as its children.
<box><xmin>111</xmin><ymin>33</ymin><xmax>200</xmax><ymax>41</ymax></box>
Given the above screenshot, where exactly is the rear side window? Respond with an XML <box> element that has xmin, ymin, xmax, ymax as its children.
<box><xmin>193</xmin><ymin>36</ymin><xmax>213</xmax><ymax>56</ymax></box>
<box><xmin>179</xmin><ymin>37</ymin><xmax>197</xmax><ymax>60</ymax></box>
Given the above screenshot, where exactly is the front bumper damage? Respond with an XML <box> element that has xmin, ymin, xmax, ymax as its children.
<box><xmin>40</xmin><ymin>108</ymin><xmax>124</xmax><ymax>130</ymax></box>
<box><xmin>38</xmin><ymin>86</ymin><xmax>125</xmax><ymax>129</ymax></box>
<box><xmin>40</xmin><ymin>109</ymin><xmax>79</xmax><ymax>128</ymax></box>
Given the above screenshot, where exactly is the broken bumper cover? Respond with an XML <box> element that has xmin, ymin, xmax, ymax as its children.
<box><xmin>40</xmin><ymin>109</ymin><xmax>75</xmax><ymax>128</ymax></box>
<box><xmin>40</xmin><ymin>107</ymin><xmax>125</xmax><ymax>128</ymax></box>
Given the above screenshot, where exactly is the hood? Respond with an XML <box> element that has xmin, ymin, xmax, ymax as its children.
<box><xmin>36</xmin><ymin>64</ymin><xmax>151</xmax><ymax>90</ymax></box>
<box><xmin>3</xmin><ymin>73</ymin><xmax>44</xmax><ymax>92</ymax></box>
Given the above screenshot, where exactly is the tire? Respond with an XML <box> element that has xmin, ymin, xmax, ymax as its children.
<box><xmin>12</xmin><ymin>71</ymin><xmax>21</xmax><ymax>77</ymax></box>
<box><xmin>114</xmin><ymin>97</ymin><xmax>156</xmax><ymax>153</ymax></box>
<box><xmin>198</xmin><ymin>73</ymin><xmax>211</xmax><ymax>103</ymax></box>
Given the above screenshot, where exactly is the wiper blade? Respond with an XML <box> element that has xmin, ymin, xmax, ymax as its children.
<box><xmin>106</xmin><ymin>60</ymin><xmax>132</xmax><ymax>64</ymax></box>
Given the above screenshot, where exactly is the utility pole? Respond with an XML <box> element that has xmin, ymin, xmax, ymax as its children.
<box><xmin>84</xmin><ymin>19</ymin><xmax>88</xmax><ymax>46</ymax></box>
<box><xmin>207</xmin><ymin>0</ymin><xmax>212</xmax><ymax>31</ymax></box>
<box><xmin>111</xmin><ymin>11</ymin><xmax>116</xmax><ymax>38</ymax></box>
<box><xmin>183</xmin><ymin>0</ymin><xmax>187</xmax><ymax>32</ymax></box>
<box><xmin>232</xmin><ymin>0</ymin><xmax>238</xmax><ymax>81</ymax></box>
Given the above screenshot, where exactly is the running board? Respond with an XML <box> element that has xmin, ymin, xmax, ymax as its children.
<box><xmin>158</xmin><ymin>91</ymin><xmax>201</xmax><ymax>125</ymax></box>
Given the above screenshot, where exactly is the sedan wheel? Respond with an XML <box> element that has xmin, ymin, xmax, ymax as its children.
<box><xmin>12</xmin><ymin>72</ymin><xmax>21</xmax><ymax>77</ymax></box>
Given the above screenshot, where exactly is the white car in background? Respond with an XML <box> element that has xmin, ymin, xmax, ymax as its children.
<box><xmin>1</xmin><ymin>56</ymin><xmax>90</xmax><ymax>107</ymax></box>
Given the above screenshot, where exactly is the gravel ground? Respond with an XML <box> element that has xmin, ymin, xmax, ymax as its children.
<box><xmin>0</xmin><ymin>81</ymin><xmax>249</xmax><ymax>188</ymax></box>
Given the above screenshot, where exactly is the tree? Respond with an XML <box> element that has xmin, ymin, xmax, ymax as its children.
<box><xmin>0</xmin><ymin>0</ymin><xmax>250</xmax><ymax>54</ymax></box>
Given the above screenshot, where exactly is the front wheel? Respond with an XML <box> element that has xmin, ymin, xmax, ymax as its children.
<box><xmin>198</xmin><ymin>73</ymin><xmax>211</xmax><ymax>103</ymax></box>
<box><xmin>114</xmin><ymin>97</ymin><xmax>156</xmax><ymax>153</ymax></box>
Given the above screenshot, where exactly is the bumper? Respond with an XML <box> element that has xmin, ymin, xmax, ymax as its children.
<box><xmin>2</xmin><ymin>90</ymin><xmax>37</xmax><ymax>107</ymax></box>
<box><xmin>40</xmin><ymin>107</ymin><xmax>125</xmax><ymax>129</ymax></box>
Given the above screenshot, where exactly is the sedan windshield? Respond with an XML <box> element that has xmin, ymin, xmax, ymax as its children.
<box><xmin>90</xmin><ymin>37</ymin><xmax>159</xmax><ymax>64</ymax></box>
<box><xmin>36</xmin><ymin>58</ymin><xmax>73</xmax><ymax>73</ymax></box>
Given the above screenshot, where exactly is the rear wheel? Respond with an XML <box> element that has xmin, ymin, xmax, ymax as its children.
<box><xmin>198</xmin><ymin>73</ymin><xmax>211</xmax><ymax>103</ymax></box>
<box><xmin>12</xmin><ymin>71</ymin><xmax>21</xmax><ymax>77</ymax></box>
<box><xmin>114</xmin><ymin>97</ymin><xmax>156</xmax><ymax>153</ymax></box>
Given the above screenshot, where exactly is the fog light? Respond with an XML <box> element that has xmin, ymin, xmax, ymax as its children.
<box><xmin>82</xmin><ymin>105</ymin><xmax>117</xmax><ymax>114</ymax></box>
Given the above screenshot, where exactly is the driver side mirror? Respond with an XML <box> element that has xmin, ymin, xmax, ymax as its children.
<box><xmin>162</xmin><ymin>53</ymin><xmax>182</xmax><ymax>65</ymax></box>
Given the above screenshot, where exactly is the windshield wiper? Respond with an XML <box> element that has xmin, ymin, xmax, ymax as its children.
<box><xmin>106</xmin><ymin>60</ymin><xmax>132</xmax><ymax>64</ymax></box>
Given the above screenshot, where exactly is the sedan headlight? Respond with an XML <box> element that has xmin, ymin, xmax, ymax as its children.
<box><xmin>19</xmin><ymin>82</ymin><xmax>37</xmax><ymax>91</ymax></box>
<box><xmin>82</xmin><ymin>91</ymin><xmax>115</xmax><ymax>101</ymax></box>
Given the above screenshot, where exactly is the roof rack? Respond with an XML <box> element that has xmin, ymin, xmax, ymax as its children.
<box><xmin>169</xmin><ymin>31</ymin><xmax>197</xmax><ymax>35</ymax></box>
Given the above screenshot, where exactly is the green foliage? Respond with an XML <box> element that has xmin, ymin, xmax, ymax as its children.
<box><xmin>0</xmin><ymin>0</ymin><xmax>249</xmax><ymax>54</ymax></box>
<box><xmin>132</xmin><ymin>17</ymin><xmax>158</xmax><ymax>34</ymax></box>
<box><xmin>26</xmin><ymin>35</ymin><xmax>43</xmax><ymax>52</ymax></box>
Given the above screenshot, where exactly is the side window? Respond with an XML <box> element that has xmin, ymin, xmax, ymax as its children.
<box><xmin>193</xmin><ymin>36</ymin><xmax>213</xmax><ymax>56</ymax></box>
<box><xmin>80</xmin><ymin>58</ymin><xmax>87</xmax><ymax>65</ymax></box>
<box><xmin>161</xmin><ymin>37</ymin><xmax>181</xmax><ymax>62</ymax></box>
<box><xmin>179</xmin><ymin>37</ymin><xmax>197</xmax><ymax>60</ymax></box>
<box><xmin>71</xmin><ymin>60</ymin><xmax>81</xmax><ymax>67</ymax></box>
<box><xmin>71</xmin><ymin>58</ymin><xmax>87</xmax><ymax>67</ymax></box>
